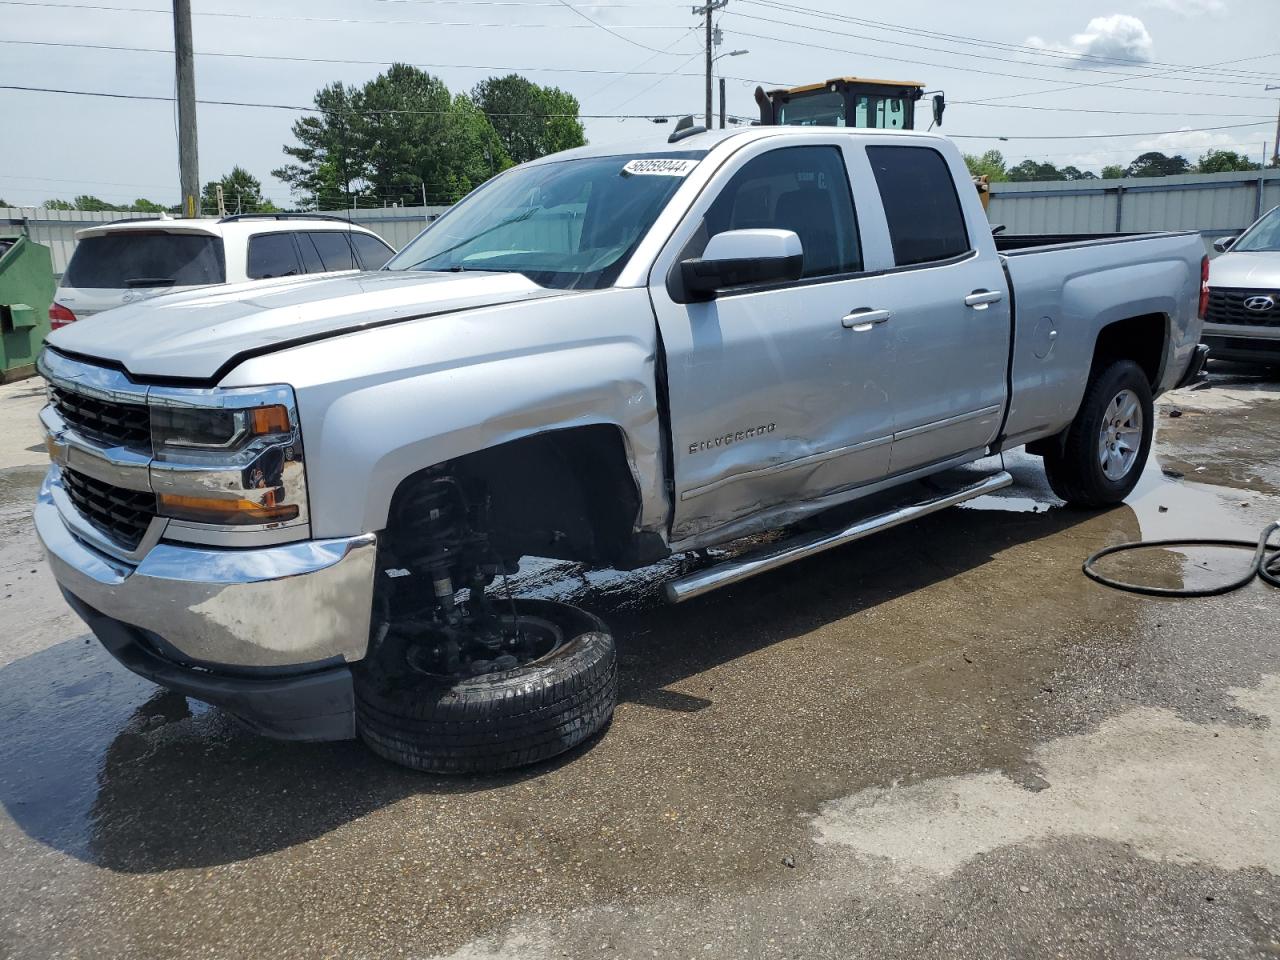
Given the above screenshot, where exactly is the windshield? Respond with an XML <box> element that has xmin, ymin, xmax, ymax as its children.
<box><xmin>63</xmin><ymin>231</ymin><xmax>226</xmax><ymax>288</ymax></box>
<box><xmin>1232</xmin><ymin>206</ymin><xmax>1280</xmax><ymax>253</ymax></box>
<box><xmin>386</xmin><ymin>152</ymin><xmax>705</xmax><ymax>290</ymax></box>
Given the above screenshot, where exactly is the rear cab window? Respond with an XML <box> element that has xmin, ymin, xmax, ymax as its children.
<box><xmin>63</xmin><ymin>231</ymin><xmax>225</xmax><ymax>288</ymax></box>
<box><xmin>866</xmin><ymin>145</ymin><xmax>970</xmax><ymax>267</ymax></box>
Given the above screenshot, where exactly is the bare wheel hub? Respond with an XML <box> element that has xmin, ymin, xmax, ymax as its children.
<box><xmin>404</xmin><ymin>613</ymin><xmax>566</xmax><ymax>678</ymax></box>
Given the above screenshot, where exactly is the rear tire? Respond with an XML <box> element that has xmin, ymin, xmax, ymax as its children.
<box><xmin>1042</xmin><ymin>358</ymin><xmax>1154</xmax><ymax>507</ymax></box>
<box><xmin>354</xmin><ymin>599</ymin><xmax>616</xmax><ymax>774</ymax></box>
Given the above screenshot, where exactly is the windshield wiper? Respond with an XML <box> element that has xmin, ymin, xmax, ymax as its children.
<box><xmin>398</xmin><ymin>208</ymin><xmax>538</xmax><ymax>272</ymax></box>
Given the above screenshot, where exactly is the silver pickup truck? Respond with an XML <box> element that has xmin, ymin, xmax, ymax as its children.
<box><xmin>34</xmin><ymin>126</ymin><xmax>1208</xmax><ymax>773</ymax></box>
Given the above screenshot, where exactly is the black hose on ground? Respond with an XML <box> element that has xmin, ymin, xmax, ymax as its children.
<box><xmin>1083</xmin><ymin>521</ymin><xmax>1280</xmax><ymax>597</ymax></box>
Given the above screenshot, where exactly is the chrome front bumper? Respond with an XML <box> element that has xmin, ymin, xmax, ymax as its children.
<box><xmin>35</xmin><ymin>467</ymin><xmax>378</xmax><ymax>671</ymax></box>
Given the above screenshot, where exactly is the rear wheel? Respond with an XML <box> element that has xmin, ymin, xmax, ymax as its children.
<box><xmin>1042</xmin><ymin>359</ymin><xmax>1153</xmax><ymax>507</ymax></box>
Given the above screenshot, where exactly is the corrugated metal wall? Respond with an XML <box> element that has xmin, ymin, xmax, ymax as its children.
<box><xmin>0</xmin><ymin>205</ymin><xmax>451</xmax><ymax>275</ymax></box>
<box><xmin>988</xmin><ymin>170</ymin><xmax>1280</xmax><ymax>254</ymax></box>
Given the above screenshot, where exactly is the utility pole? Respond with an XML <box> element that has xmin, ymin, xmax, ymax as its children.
<box><xmin>173</xmin><ymin>0</ymin><xmax>199</xmax><ymax>218</ymax></box>
<box><xmin>719</xmin><ymin>77</ymin><xmax>726</xmax><ymax>129</ymax></box>
<box><xmin>694</xmin><ymin>0</ymin><xmax>728</xmax><ymax>129</ymax></box>
<box><xmin>1267</xmin><ymin>86</ymin><xmax>1280</xmax><ymax>168</ymax></box>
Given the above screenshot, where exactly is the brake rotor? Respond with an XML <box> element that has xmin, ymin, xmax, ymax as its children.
<box><xmin>405</xmin><ymin>613</ymin><xmax>566</xmax><ymax>678</ymax></box>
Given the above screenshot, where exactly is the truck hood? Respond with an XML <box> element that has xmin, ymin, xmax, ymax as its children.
<box><xmin>1209</xmin><ymin>251</ymin><xmax>1280</xmax><ymax>289</ymax></box>
<box><xmin>46</xmin><ymin>270</ymin><xmax>566</xmax><ymax>381</ymax></box>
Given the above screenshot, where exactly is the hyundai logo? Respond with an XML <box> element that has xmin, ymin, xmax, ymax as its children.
<box><xmin>1243</xmin><ymin>295</ymin><xmax>1276</xmax><ymax>312</ymax></box>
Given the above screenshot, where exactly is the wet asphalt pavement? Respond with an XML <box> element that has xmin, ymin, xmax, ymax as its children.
<box><xmin>1</xmin><ymin>366</ymin><xmax>1278</xmax><ymax>959</ymax></box>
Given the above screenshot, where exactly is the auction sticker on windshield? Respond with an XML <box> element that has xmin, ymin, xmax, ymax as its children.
<box><xmin>621</xmin><ymin>158</ymin><xmax>699</xmax><ymax>177</ymax></box>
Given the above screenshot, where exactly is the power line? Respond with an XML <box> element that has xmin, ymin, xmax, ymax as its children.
<box><xmin>586</xmin><ymin>25</ymin><xmax>702</xmax><ymax>104</ymax></box>
<box><xmin>8</xmin><ymin>38</ymin><xmax>1270</xmax><ymax>120</ymax></box>
<box><xmin>729</xmin><ymin>29</ymin><xmax>1277</xmax><ymax>101</ymax></box>
<box><xmin>951</xmin><ymin>101</ymin><xmax>1274</xmax><ymax>120</ymax></box>
<box><xmin>729</xmin><ymin>8</ymin><xmax>1267</xmax><ymax>89</ymax></box>
<box><xmin>0</xmin><ymin>82</ymin><xmax>693</xmax><ymax>118</ymax></box>
<box><xmin>3</xmin><ymin>82</ymin><xmax>1273</xmax><ymax>142</ymax></box>
<box><xmin>549</xmin><ymin>0</ymin><xmax>686</xmax><ymax>54</ymax></box>
<box><xmin>947</xmin><ymin>121</ymin><xmax>1273</xmax><ymax>141</ymax></box>
<box><xmin>608</xmin><ymin>48</ymin><xmax>705</xmax><ymax>113</ymax></box>
<box><xmin>737</xmin><ymin>0</ymin><xmax>1280</xmax><ymax>82</ymax></box>
<box><xmin>0</xmin><ymin>0</ymin><xmax>692</xmax><ymax>33</ymax></box>
<box><xmin>375</xmin><ymin>0</ymin><xmax>688</xmax><ymax>6</ymax></box>
<box><xmin>0</xmin><ymin>36</ymin><xmax>783</xmax><ymax>84</ymax></box>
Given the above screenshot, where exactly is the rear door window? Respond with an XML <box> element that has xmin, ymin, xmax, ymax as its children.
<box><xmin>246</xmin><ymin>233</ymin><xmax>302</xmax><ymax>280</ymax></box>
<box><xmin>866</xmin><ymin>145</ymin><xmax>970</xmax><ymax>266</ymax></box>
<box><xmin>64</xmin><ymin>232</ymin><xmax>226</xmax><ymax>288</ymax></box>
<box><xmin>350</xmin><ymin>232</ymin><xmax>394</xmax><ymax>269</ymax></box>
<box><xmin>307</xmin><ymin>231</ymin><xmax>358</xmax><ymax>271</ymax></box>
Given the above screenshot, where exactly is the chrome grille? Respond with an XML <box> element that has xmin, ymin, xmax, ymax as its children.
<box><xmin>49</xmin><ymin>385</ymin><xmax>151</xmax><ymax>449</ymax></box>
<box><xmin>1204</xmin><ymin>287</ymin><xmax>1280</xmax><ymax>328</ymax></box>
<box><xmin>62</xmin><ymin>468</ymin><xmax>157</xmax><ymax>551</ymax></box>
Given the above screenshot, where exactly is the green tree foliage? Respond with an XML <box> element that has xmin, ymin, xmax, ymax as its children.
<box><xmin>275</xmin><ymin>65</ymin><xmax>550</xmax><ymax>210</ymax></box>
<box><xmin>201</xmin><ymin>166</ymin><xmax>279</xmax><ymax>215</ymax></box>
<box><xmin>471</xmin><ymin>74</ymin><xmax>586</xmax><ymax>165</ymax></box>
<box><xmin>1125</xmin><ymin>151</ymin><xmax>1191</xmax><ymax>178</ymax></box>
<box><xmin>0</xmin><ymin>198</ymin><xmax>8</xmax><ymax>207</ymax></box>
<box><xmin>42</xmin><ymin>199</ymin><xmax>75</xmax><ymax>210</ymax></box>
<box><xmin>1196</xmin><ymin>149</ymin><xmax>1259</xmax><ymax>173</ymax></box>
<box><xmin>1008</xmin><ymin>159</ymin><xmax>1065</xmax><ymax>182</ymax></box>
<box><xmin>131</xmin><ymin>198</ymin><xmax>167</xmax><ymax>213</ymax></box>
<box><xmin>1101</xmin><ymin>165</ymin><xmax>1126</xmax><ymax>179</ymax></box>
<box><xmin>1060</xmin><ymin>166</ymin><xmax>1097</xmax><ymax>181</ymax></box>
<box><xmin>962</xmin><ymin>149</ymin><xmax>1008</xmax><ymax>181</ymax></box>
<box><xmin>72</xmin><ymin>195</ymin><xmax>122</xmax><ymax>211</ymax></box>
<box><xmin>274</xmin><ymin>81</ymin><xmax>364</xmax><ymax>210</ymax></box>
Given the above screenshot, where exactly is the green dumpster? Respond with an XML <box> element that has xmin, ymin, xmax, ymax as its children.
<box><xmin>0</xmin><ymin>232</ymin><xmax>56</xmax><ymax>383</ymax></box>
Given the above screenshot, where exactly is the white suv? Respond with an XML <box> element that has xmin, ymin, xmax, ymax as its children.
<box><xmin>49</xmin><ymin>214</ymin><xmax>396</xmax><ymax>328</ymax></box>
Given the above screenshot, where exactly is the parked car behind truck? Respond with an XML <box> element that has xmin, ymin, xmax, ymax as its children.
<box><xmin>1203</xmin><ymin>204</ymin><xmax>1280</xmax><ymax>365</ymax></box>
<box><xmin>49</xmin><ymin>214</ymin><xmax>395</xmax><ymax>328</ymax></box>
<box><xmin>33</xmin><ymin>126</ymin><xmax>1208</xmax><ymax>773</ymax></box>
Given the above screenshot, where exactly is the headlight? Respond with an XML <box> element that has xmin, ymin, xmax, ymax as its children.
<box><xmin>151</xmin><ymin>404</ymin><xmax>292</xmax><ymax>452</ymax></box>
<box><xmin>148</xmin><ymin>385</ymin><xmax>309</xmax><ymax>539</ymax></box>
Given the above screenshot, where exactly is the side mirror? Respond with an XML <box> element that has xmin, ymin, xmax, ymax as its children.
<box><xmin>932</xmin><ymin>93</ymin><xmax>946</xmax><ymax>128</ymax></box>
<box><xmin>1212</xmin><ymin>236</ymin><xmax>1237</xmax><ymax>253</ymax></box>
<box><xmin>680</xmin><ymin>229</ymin><xmax>803</xmax><ymax>299</ymax></box>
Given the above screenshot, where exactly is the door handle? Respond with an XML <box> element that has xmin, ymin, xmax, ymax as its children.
<box><xmin>842</xmin><ymin>308</ymin><xmax>891</xmax><ymax>331</ymax></box>
<box><xmin>964</xmin><ymin>290</ymin><xmax>1004</xmax><ymax>308</ymax></box>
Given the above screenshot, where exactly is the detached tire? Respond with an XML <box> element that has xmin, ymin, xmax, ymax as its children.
<box><xmin>354</xmin><ymin>599</ymin><xmax>616</xmax><ymax>774</ymax></box>
<box><xmin>1042</xmin><ymin>358</ymin><xmax>1154</xmax><ymax>507</ymax></box>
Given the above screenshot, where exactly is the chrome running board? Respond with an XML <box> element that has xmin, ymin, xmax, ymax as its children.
<box><xmin>664</xmin><ymin>470</ymin><xmax>1013</xmax><ymax>604</ymax></box>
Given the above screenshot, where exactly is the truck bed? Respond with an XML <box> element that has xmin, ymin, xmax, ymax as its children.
<box><xmin>997</xmin><ymin>229</ymin><xmax>1204</xmax><ymax>448</ymax></box>
<box><xmin>994</xmin><ymin>231</ymin><xmax>1190</xmax><ymax>253</ymax></box>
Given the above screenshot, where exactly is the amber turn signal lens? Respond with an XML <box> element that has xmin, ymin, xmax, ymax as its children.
<box><xmin>158</xmin><ymin>492</ymin><xmax>299</xmax><ymax>525</ymax></box>
<box><xmin>249</xmin><ymin>405</ymin><xmax>291</xmax><ymax>436</ymax></box>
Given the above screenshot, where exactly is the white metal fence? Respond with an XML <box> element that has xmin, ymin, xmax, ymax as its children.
<box><xmin>6</xmin><ymin>169</ymin><xmax>1280</xmax><ymax>276</ymax></box>
<box><xmin>987</xmin><ymin>169</ymin><xmax>1280</xmax><ymax>254</ymax></box>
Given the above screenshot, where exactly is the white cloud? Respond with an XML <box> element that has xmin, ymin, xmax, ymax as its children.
<box><xmin>1142</xmin><ymin>0</ymin><xmax>1227</xmax><ymax>16</ymax></box>
<box><xmin>1026</xmin><ymin>14</ymin><xmax>1155</xmax><ymax>68</ymax></box>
